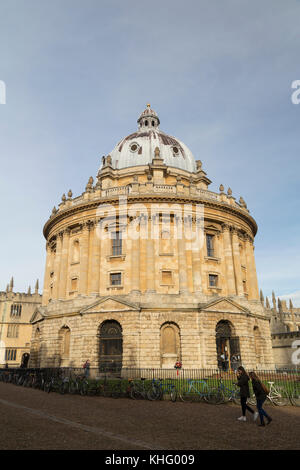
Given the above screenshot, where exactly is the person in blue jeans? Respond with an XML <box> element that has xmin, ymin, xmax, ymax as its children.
<box><xmin>249</xmin><ymin>371</ymin><xmax>273</xmax><ymax>427</ymax></box>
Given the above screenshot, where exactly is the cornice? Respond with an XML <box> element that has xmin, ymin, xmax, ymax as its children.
<box><xmin>43</xmin><ymin>194</ymin><xmax>258</xmax><ymax>239</ymax></box>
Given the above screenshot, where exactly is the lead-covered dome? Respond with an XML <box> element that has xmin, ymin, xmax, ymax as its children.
<box><xmin>102</xmin><ymin>104</ymin><xmax>197</xmax><ymax>173</ymax></box>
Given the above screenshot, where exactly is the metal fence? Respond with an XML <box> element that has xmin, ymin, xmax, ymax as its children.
<box><xmin>1</xmin><ymin>366</ymin><xmax>299</xmax><ymax>402</ymax></box>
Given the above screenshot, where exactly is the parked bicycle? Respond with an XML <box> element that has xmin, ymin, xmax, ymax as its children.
<box><xmin>147</xmin><ymin>378</ymin><xmax>177</xmax><ymax>402</ymax></box>
<box><xmin>129</xmin><ymin>378</ymin><xmax>150</xmax><ymax>399</ymax></box>
<box><xmin>249</xmin><ymin>381</ymin><xmax>290</xmax><ymax>406</ymax></box>
<box><xmin>179</xmin><ymin>379</ymin><xmax>213</xmax><ymax>403</ymax></box>
<box><xmin>209</xmin><ymin>377</ymin><xmax>240</xmax><ymax>405</ymax></box>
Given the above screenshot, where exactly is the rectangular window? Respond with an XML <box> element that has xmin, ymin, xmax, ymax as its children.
<box><xmin>7</xmin><ymin>325</ymin><xmax>19</xmax><ymax>338</ymax></box>
<box><xmin>110</xmin><ymin>272</ymin><xmax>122</xmax><ymax>286</ymax></box>
<box><xmin>5</xmin><ymin>349</ymin><xmax>17</xmax><ymax>361</ymax></box>
<box><xmin>161</xmin><ymin>271</ymin><xmax>173</xmax><ymax>285</ymax></box>
<box><xmin>10</xmin><ymin>304</ymin><xmax>22</xmax><ymax>317</ymax></box>
<box><xmin>206</xmin><ymin>234</ymin><xmax>214</xmax><ymax>257</ymax></box>
<box><xmin>112</xmin><ymin>232</ymin><xmax>122</xmax><ymax>256</ymax></box>
<box><xmin>209</xmin><ymin>274</ymin><xmax>218</xmax><ymax>287</ymax></box>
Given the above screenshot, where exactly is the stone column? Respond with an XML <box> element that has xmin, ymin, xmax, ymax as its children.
<box><xmin>191</xmin><ymin>217</ymin><xmax>203</xmax><ymax>293</ymax></box>
<box><xmin>146</xmin><ymin>214</ymin><xmax>156</xmax><ymax>293</ymax></box>
<box><xmin>42</xmin><ymin>243</ymin><xmax>52</xmax><ymax>305</ymax></box>
<box><xmin>131</xmin><ymin>219</ymin><xmax>140</xmax><ymax>293</ymax></box>
<box><xmin>79</xmin><ymin>222</ymin><xmax>90</xmax><ymax>295</ymax></box>
<box><xmin>176</xmin><ymin>215</ymin><xmax>188</xmax><ymax>293</ymax></box>
<box><xmin>222</xmin><ymin>224</ymin><xmax>236</xmax><ymax>295</ymax></box>
<box><xmin>53</xmin><ymin>232</ymin><xmax>63</xmax><ymax>300</ymax></box>
<box><xmin>59</xmin><ymin>228</ymin><xmax>71</xmax><ymax>299</ymax></box>
<box><xmin>90</xmin><ymin>221</ymin><xmax>101</xmax><ymax>294</ymax></box>
<box><xmin>232</xmin><ymin>227</ymin><xmax>244</xmax><ymax>296</ymax></box>
<box><xmin>245</xmin><ymin>235</ymin><xmax>259</xmax><ymax>300</ymax></box>
<box><xmin>139</xmin><ymin>214</ymin><xmax>148</xmax><ymax>293</ymax></box>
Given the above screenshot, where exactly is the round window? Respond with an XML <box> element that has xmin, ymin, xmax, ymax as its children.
<box><xmin>130</xmin><ymin>143</ymin><xmax>139</xmax><ymax>153</ymax></box>
<box><xmin>173</xmin><ymin>146</ymin><xmax>179</xmax><ymax>156</ymax></box>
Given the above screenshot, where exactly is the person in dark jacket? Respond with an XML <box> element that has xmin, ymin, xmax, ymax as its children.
<box><xmin>235</xmin><ymin>366</ymin><xmax>256</xmax><ymax>422</ymax></box>
<box><xmin>249</xmin><ymin>371</ymin><xmax>272</xmax><ymax>427</ymax></box>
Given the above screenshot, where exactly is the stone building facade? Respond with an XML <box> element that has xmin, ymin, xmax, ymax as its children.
<box><xmin>30</xmin><ymin>105</ymin><xmax>275</xmax><ymax>371</ymax></box>
<box><xmin>259</xmin><ymin>291</ymin><xmax>300</xmax><ymax>367</ymax></box>
<box><xmin>0</xmin><ymin>278</ymin><xmax>41</xmax><ymax>367</ymax></box>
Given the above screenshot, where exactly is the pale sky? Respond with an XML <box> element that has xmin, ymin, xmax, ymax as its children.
<box><xmin>0</xmin><ymin>0</ymin><xmax>299</xmax><ymax>305</ymax></box>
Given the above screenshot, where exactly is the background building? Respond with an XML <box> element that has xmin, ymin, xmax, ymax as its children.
<box><xmin>0</xmin><ymin>278</ymin><xmax>41</xmax><ymax>367</ymax></box>
<box><xmin>259</xmin><ymin>291</ymin><xmax>300</xmax><ymax>367</ymax></box>
<box><xmin>30</xmin><ymin>105</ymin><xmax>275</xmax><ymax>371</ymax></box>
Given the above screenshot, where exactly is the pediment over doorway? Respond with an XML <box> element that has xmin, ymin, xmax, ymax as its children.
<box><xmin>30</xmin><ymin>307</ymin><xmax>47</xmax><ymax>324</ymax></box>
<box><xmin>79</xmin><ymin>296</ymin><xmax>140</xmax><ymax>315</ymax></box>
<box><xmin>200</xmin><ymin>298</ymin><xmax>250</xmax><ymax>315</ymax></box>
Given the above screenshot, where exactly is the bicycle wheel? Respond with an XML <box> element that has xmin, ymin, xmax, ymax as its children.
<box><xmin>290</xmin><ymin>390</ymin><xmax>300</xmax><ymax>407</ymax></box>
<box><xmin>179</xmin><ymin>391</ymin><xmax>194</xmax><ymax>402</ymax></box>
<box><xmin>248</xmin><ymin>393</ymin><xmax>256</xmax><ymax>406</ymax></box>
<box><xmin>209</xmin><ymin>389</ymin><xmax>225</xmax><ymax>405</ymax></box>
<box><xmin>80</xmin><ymin>381</ymin><xmax>89</xmax><ymax>396</ymax></box>
<box><xmin>147</xmin><ymin>386</ymin><xmax>162</xmax><ymax>401</ymax></box>
<box><xmin>68</xmin><ymin>381</ymin><xmax>79</xmax><ymax>394</ymax></box>
<box><xmin>271</xmin><ymin>386</ymin><xmax>290</xmax><ymax>406</ymax></box>
<box><xmin>170</xmin><ymin>389</ymin><xmax>177</xmax><ymax>402</ymax></box>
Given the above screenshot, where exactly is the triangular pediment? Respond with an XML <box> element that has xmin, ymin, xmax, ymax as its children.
<box><xmin>201</xmin><ymin>297</ymin><xmax>250</xmax><ymax>314</ymax></box>
<box><xmin>30</xmin><ymin>307</ymin><xmax>47</xmax><ymax>324</ymax></box>
<box><xmin>80</xmin><ymin>296</ymin><xmax>140</xmax><ymax>315</ymax></box>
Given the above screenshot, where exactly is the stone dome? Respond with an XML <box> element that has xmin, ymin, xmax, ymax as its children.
<box><xmin>102</xmin><ymin>104</ymin><xmax>197</xmax><ymax>173</ymax></box>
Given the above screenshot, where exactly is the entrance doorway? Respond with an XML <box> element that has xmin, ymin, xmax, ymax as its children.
<box><xmin>216</xmin><ymin>320</ymin><xmax>241</xmax><ymax>371</ymax></box>
<box><xmin>99</xmin><ymin>320</ymin><xmax>122</xmax><ymax>372</ymax></box>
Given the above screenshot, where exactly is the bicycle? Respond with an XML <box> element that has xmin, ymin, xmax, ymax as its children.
<box><xmin>147</xmin><ymin>378</ymin><xmax>177</xmax><ymax>402</ymax></box>
<box><xmin>248</xmin><ymin>381</ymin><xmax>290</xmax><ymax>406</ymax></box>
<box><xmin>209</xmin><ymin>377</ymin><xmax>240</xmax><ymax>405</ymax></box>
<box><xmin>129</xmin><ymin>378</ymin><xmax>150</xmax><ymax>400</ymax></box>
<box><xmin>179</xmin><ymin>379</ymin><xmax>214</xmax><ymax>403</ymax></box>
<box><xmin>289</xmin><ymin>378</ymin><xmax>300</xmax><ymax>407</ymax></box>
<box><xmin>68</xmin><ymin>375</ymin><xmax>89</xmax><ymax>395</ymax></box>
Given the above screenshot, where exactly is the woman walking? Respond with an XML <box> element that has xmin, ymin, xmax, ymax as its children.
<box><xmin>235</xmin><ymin>366</ymin><xmax>257</xmax><ymax>422</ymax></box>
<box><xmin>249</xmin><ymin>371</ymin><xmax>272</xmax><ymax>427</ymax></box>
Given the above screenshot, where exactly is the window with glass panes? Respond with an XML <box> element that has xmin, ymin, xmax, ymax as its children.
<box><xmin>112</xmin><ymin>231</ymin><xmax>122</xmax><ymax>256</ymax></box>
<box><xmin>209</xmin><ymin>274</ymin><xmax>218</xmax><ymax>287</ymax></box>
<box><xmin>5</xmin><ymin>349</ymin><xmax>17</xmax><ymax>361</ymax></box>
<box><xmin>110</xmin><ymin>272</ymin><xmax>122</xmax><ymax>286</ymax></box>
<box><xmin>10</xmin><ymin>304</ymin><xmax>22</xmax><ymax>317</ymax></box>
<box><xmin>206</xmin><ymin>234</ymin><xmax>214</xmax><ymax>257</ymax></box>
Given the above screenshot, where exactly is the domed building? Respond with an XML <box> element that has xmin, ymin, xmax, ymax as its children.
<box><xmin>30</xmin><ymin>105</ymin><xmax>275</xmax><ymax>371</ymax></box>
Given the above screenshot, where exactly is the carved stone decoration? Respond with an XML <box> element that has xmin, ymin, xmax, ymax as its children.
<box><xmin>154</xmin><ymin>147</ymin><xmax>160</xmax><ymax>158</ymax></box>
<box><xmin>68</xmin><ymin>189</ymin><xmax>73</xmax><ymax>199</ymax></box>
<box><xmin>61</xmin><ymin>194</ymin><xmax>66</xmax><ymax>203</ymax></box>
<box><xmin>227</xmin><ymin>187</ymin><xmax>232</xmax><ymax>196</ymax></box>
<box><xmin>196</xmin><ymin>160</ymin><xmax>202</xmax><ymax>170</ymax></box>
<box><xmin>219</xmin><ymin>184</ymin><xmax>225</xmax><ymax>193</ymax></box>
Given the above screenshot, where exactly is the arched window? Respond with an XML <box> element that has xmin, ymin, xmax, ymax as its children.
<box><xmin>160</xmin><ymin>322</ymin><xmax>180</xmax><ymax>368</ymax></box>
<box><xmin>99</xmin><ymin>321</ymin><xmax>122</xmax><ymax>372</ymax></box>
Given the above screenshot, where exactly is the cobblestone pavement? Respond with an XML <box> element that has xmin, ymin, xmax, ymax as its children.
<box><xmin>0</xmin><ymin>382</ymin><xmax>299</xmax><ymax>450</ymax></box>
